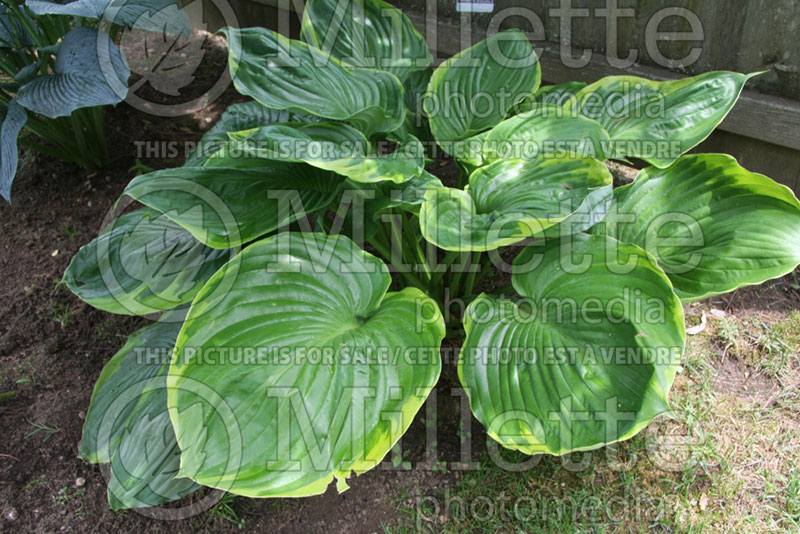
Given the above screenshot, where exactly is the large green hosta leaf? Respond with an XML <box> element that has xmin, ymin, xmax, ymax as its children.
<box><xmin>124</xmin><ymin>160</ymin><xmax>344</xmax><ymax>248</ymax></box>
<box><xmin>425</xmin><ymin>30</ymin><xmax>540</xmax><ymax>151</ymax></box>
<box><xmin>63</xmin><ymin>208</ymin><xmax>230</xmax><ymax>315</ymax></box>
<box><xmin>80</xmin><ymin>318</ymin><xmax>200</xmax><ymax>509</ymax></box>
<box><xmin>460</xmin><ymin>233</ymin><xmax>685</xmax><ymax>455</ymax></box>
<box><xmin>300</xmin><ymin>0</ymin><xmax>432</xmax><ymax>83</ymax></box>
<box><xmin>16</xmin><ymin>26</ymin><xmax>129</xmax><ymax>118</ymax></box>
<box><xmin>211</xmin><ymin>121</ymin><xmax>425</xmax><ymax>184</ymax></box>
<box><xmin>593</xmin><ymin>154</ymin><xmax>800</xmax><ymax>302</ymax></box>
<box><xmin>186</xmin><ymin>101</ymin><xmax>327</xmax><ymax>166</ymax></box>
<box><xmin>419</xmin><ymin>156</ymin><xmax>612</xmax><ymax>251</ymax></box>
<box><xmin>482</xmin><ymin>107</ymin><xmax>611</xmax><ymax>162</ymax></box>
<box><xmin>168</xmin><ymin>232</ymin><xmax>444</xmax><ymax>497</ymax></box>
<box><xmin>565</xmin><ymin>71</ymin><xmax>754</xmax><ymax>168</ymax></box>
<box><xmin>221</xmin><ymin>27</ymin><xmax>405</xmax><ymax>136</ymax></box>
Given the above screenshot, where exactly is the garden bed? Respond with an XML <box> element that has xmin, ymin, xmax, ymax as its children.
<box><xmin>1</xmin><ymin>38</ymin><xmax>800</xmax><ymax>534</ymax></box>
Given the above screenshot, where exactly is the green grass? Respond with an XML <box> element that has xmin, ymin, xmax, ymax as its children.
<box><xmin>24</xmin><ymin>420</ymin><xmax>61</xmax><ymax>442</ymax></box>
<box><xmin>210</xmin><ymin>492</ymin><xmax>245</xmax><ymax>529</ymax></box>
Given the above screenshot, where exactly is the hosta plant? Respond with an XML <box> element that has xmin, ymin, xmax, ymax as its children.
<box><xmin>0</xmin><ymin>0</ymin><xmax>133</xmax><ymax>202</ymax></box>
<box><xmin>0</xmin><ymin>0</ymin><xmax>187</xmax><ymax>203</ymax></box>
<box><xmin>64</xmin><ymin>0</ymin><xmax>800</xmax><ymax>509</ymax></box>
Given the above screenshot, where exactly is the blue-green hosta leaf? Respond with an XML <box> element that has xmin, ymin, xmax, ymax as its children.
<box><xmin>14</xmin><ymin>60</ymin><xmax>44</xmax><ymax>85</ymax></box>
<box><xmin>221</xmin><ymin>27</ymin><xmax>405</xmax><ymax>136</ymax></box>
<box><xmin>211</xmin><ymin>121</ymin><xmax>425</xmax><ymax>184</ymax></box>
<box><xmin>300</xmin><ymin>0</ymin><xmax>432</xmax><ymax>83</ymax></box>
<box><xmin>81</xmin><ymin>319</ymin><xmax>181</xmax><ymax>463</ymax></box>
<box><xmin>425</xmin><ymin>30</ymin><xmax>541</xmax><ymax>151</ymax></box>
<box><xmin>79</xmin><ymin>318</ymin><xmax>201</xmax><ymax>509</ymax></box>
<box><xmin>419</xmin><ymin>156</ymin><xmax>612</xmax><ymax>251</ymax></box>
<box><xmin>168</xmin><ymin>232</ymin><xmax>445</xmax><ymax>497</ymax></box>
<box><xmin>108</xmin><ymin>400</ymin><xmax>198</xmax><ymax>510</ymax></box>
<box><xmin>25</xmin><ymin>0</ymin><xmax>183</xmax><ymax>29</ymax></box>
<box><xmin>124</xmin><ymin>159</ymin><xmax>344</xmax><ymax>248</ymax></box>
<box><xmin>16</xmin><ymin>26</ymin><xmax>130</xmax><ymax>118</ymax></box>
<box><xmin>593</xmin><ymin>154</ymin><xmax>800</xmax><ymax>302</ymax></box>
<box><xmin>460</xmin><ymin>233</ymin><xmax>685</xmax><ymax>455</ymax></box>
<box><xmin>564</xmin><ymin>71</ymin><xmax>755</xmax><ymax>168</ymax></box>
<box><xmin>0</xmin><ymin>100</ymin><xmax>26</xmax><ymax>203</ymax></box>
<box><xmin>63</xmin><ymin>207</ymin><xmax>231</xmax><ymax>315</ymax></box>
<box><xmin>482</xmin><ymin>107</ymin><xmax>611</xmax><ymax>162</ymax></box>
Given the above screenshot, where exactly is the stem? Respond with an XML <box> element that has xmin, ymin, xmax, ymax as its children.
<box><xmin>429</xmin><ymin>250</ymin><xmax>459</xmax><ymax>288</ymax></box>
<box><xmin>367</xmin><ymin>236</ymin><xmax>426</xmax><ymax>292</ymax></box>
<box><xmin>463</xmin><ymin>251</ymin><xmax>482</xmax><ymax>297</ymax></box>
<box><xmin>18</xmin><ymin>137</ymin><xmax>77</xmax><ymax>163</ymax></box>
<box><xmin>399</xmin><ymin>214</ymin><xmax>430</xmax><ymax>282</ymax></box>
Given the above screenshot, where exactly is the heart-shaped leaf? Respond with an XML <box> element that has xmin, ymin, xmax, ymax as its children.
<box><xmin>63</xmin><ymin>207</ymin><xmax>231</xmax><ymax>315</ymax></box>
<box><xmin>300</xmin><ymin>0</ymin><xmax>432</xmax><ymax>83</ymax></box>
<box><xmin>221</xmin><ymin>27</ymin><xmax>405</xmax><ymax>136</ymax></box>
<box><xmin>593</xmin><ymin>154</ymin><xmax>800</xmax><ymax>302</ymax></box>
<box><xmin>425</xmin><ymin>29</ymin><xmax>541</xmax><ymax>150</ymax></box>
<box><xmin>459</xmin><ymin>233</ymin><xmax>685</xmax><ymax>455</ymax></box>
<box><xmin>79</xmin><ymin>317</ymin><xmax>201</xmax><ymax>509</ymax></box>
<box><xmin>124</xmin><ymin>159</ymin><xmax>344</xmax><ymax>248</ymax></box>
<box><xmin>168</xmin><ymin>232</ymin><xmax>445</xmax><ymax>496</ymax></box>
<box><xmin>211</xmin><ymin>121</ymin><xmax>425</xmax><ymax>184</ymax></box>
<box><xmin>419</xmin><ymin>156</ymin><xmax>612</xmax><ymax>251</ymax></box>
<box><xmin>0</xmin><ymin>100</ymin><xmax>26</xmax><ymax>203</ymax></box>
<box><xmin>564</xmin><ymin>71</ymin><xmax>755</xmax><ymax>168</ymax></box>
<box><xmin>16</xmin><ymin>26</ymin><xmax>130</xmax><ymax>118</ymax></box>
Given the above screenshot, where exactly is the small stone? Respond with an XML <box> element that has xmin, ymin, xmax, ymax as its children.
<box><xmin>75</xmin><ymin>477</ymin><xmax>85</xmax><ymax>488</ymax></box>
<box><xmin>78</xmin><ymin>411</ymin><xmax>85</xmax><ymax>420</ymax></box>
<box><xmin>4</xmin><ymin>508</ymin><xmax>17</xmax><ymax>521</ymax></box>
<box><xmin>51</xmin><ymin>250</ymin><xmax>59</xmax><ymax>257</ymax></box>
